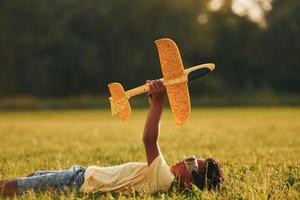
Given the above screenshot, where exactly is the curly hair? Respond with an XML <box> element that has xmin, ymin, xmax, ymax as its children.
<box><xmin>193</xmin><ymin>157</ymin><xmax>224</xmax><ymax>190</ymax></box>
<box><xmin>205</xmin><ymin>158</ymin><xmax>224</xmax><ymax>190</ymax></box>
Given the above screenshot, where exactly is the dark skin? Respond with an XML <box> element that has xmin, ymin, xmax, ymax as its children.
<box><xmin>143</xmin><ymin>80</ymin><xmax>165</xmax><ymax>165</ymax></box>
<box><xmin>0</xmin><ymin>179</ymin><xmax>17</xmax><ymax>197</ymax></box>
<box><xmin>0</xmin><ymin>169</ymin><xmax>44</xmax><ymax>197</ymax></box>
<box><xmin>1</xmin><ymin>80</ymin><xmax>205</xmax><ymax>197</ymax></box>
<box><xmin>143</xmin><ymin>80</ymin><xmax>206</xmax><ymax>188</ymax></box>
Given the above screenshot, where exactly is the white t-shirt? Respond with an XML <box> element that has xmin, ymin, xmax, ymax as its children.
<box><xmin>80</xmin><ymin>153</ymin><xmax>175</xmax><ymax>194</ymax></box>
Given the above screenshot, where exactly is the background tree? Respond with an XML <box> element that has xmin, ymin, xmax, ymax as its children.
<box><xmin>0</xmin><ymin>0</ymin><xmax>299</xmax><ymax>97</ymax></box>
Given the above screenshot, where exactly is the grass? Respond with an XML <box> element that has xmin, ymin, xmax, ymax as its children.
<box><xmin>1</xmin><ymin>94</ymin><xmax>300</xmax><ymax>111</ymax></box>
<box><xmin>0</xmin><ymin>107</ymin><xmax>299</xmax><ymax>199</ymax></box>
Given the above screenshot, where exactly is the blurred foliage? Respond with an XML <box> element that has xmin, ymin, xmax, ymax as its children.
<box><xmin>0</xmin><ymin>0</ymin><xmax>299</xmax><ymax>97</ymax></box>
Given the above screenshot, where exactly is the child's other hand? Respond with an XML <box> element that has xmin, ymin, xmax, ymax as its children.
<box><xmin>146</xmin><ymin>80</ymin><xmax>165</xmax><ymax>105</ymax></box>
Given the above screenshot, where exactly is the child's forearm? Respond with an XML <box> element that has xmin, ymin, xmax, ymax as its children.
<box><xmin>143</xmin><ymin>80</ymin><xmax>165</xmax><ymax>165</ymax></box>
<box><xmin>143</xmin><ymin>102</ymin><xmax>163</xmax><ymax>144</ymax></box>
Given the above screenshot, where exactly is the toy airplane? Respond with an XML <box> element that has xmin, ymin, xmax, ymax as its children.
<box><xmin>108</xmin><ymin>38</ymin><xmax>215</xmax><ymax>127</ymax></box>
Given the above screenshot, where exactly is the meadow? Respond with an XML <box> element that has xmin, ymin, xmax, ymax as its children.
<box><xmin>0</xmin><ymin>108</ymin><xmax>299</xmax><ymax>199</ymax></box>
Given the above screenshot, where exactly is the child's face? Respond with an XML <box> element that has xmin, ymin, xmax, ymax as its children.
<box><xmin>170</xmin><ymin>159</ymin><xmax>206</xmax><ymax>189</ymax></box>
<box><xmin>171</xmin><ymin>161</ymin><xmax>193</xmax><ymax>188</ymax></box>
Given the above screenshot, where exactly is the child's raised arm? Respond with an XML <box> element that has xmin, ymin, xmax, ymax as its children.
<box><xmin>143</xmin><ymin>80</ymin><xmax>165</xmax><ymax>165</ymax></box>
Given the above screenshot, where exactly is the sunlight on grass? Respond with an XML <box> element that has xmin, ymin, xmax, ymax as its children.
<box><xmin>0</xmin><ymin>108</ymin><xmax>299</xmax><ymax>199</ymax></box>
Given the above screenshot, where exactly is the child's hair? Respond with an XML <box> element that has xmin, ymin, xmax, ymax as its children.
<box><xmin>197</xmin><ymin>158</ymin><xmax>224</xmax><ymax>190</ymax></box>
<box><xmin>206</xmin><ymin>158</ymin><xmax>224</xmax><ymax>189</ymax></box>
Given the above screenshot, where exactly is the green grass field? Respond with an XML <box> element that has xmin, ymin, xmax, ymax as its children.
<box><xmin>0</xmin><ymin>108</ymin><xmax>299</xmax><ymax>199</ymax></box>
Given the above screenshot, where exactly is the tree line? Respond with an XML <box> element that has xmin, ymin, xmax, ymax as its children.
<box><xmin>0</xmin><ymin>0</ymin><xmax>299</xmax><ymax>97</ymax></box>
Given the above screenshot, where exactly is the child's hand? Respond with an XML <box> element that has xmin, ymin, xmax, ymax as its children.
<box><xmin>146</xmin><ymin>80</ymin><xmax>165</xmax><ymax>105</ymax></box>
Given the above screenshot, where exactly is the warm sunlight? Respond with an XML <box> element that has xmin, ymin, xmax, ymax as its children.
<box><xmin>197</xmin><ymin>13</ymin><xmax>208</xmax><ymax>25</ymax></box>
<box><xmin>208</xmin><ymin>0</ymin><xmax>272</xmax><ymax>27</ymax></box>
<box><xmin>231</xmin><ymin>0</ymin><xmax>272</xmax><ymax>27</ymax></box>
<box><xmin>208</xmin><ymin>0</ymin><xmax>224</xmax><ymax>11</ymax></box>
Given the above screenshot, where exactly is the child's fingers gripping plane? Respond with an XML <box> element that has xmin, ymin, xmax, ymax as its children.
<box><xmin>0</xmin><ymin>80</ymin><xmax>223</xmax><ymax>197</ymax></box>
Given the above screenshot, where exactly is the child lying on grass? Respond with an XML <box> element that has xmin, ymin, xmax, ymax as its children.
<box><xmin>0</xmin><ymin>80</ymin><xmax>223</xmax><ymax>197</ymax></box>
